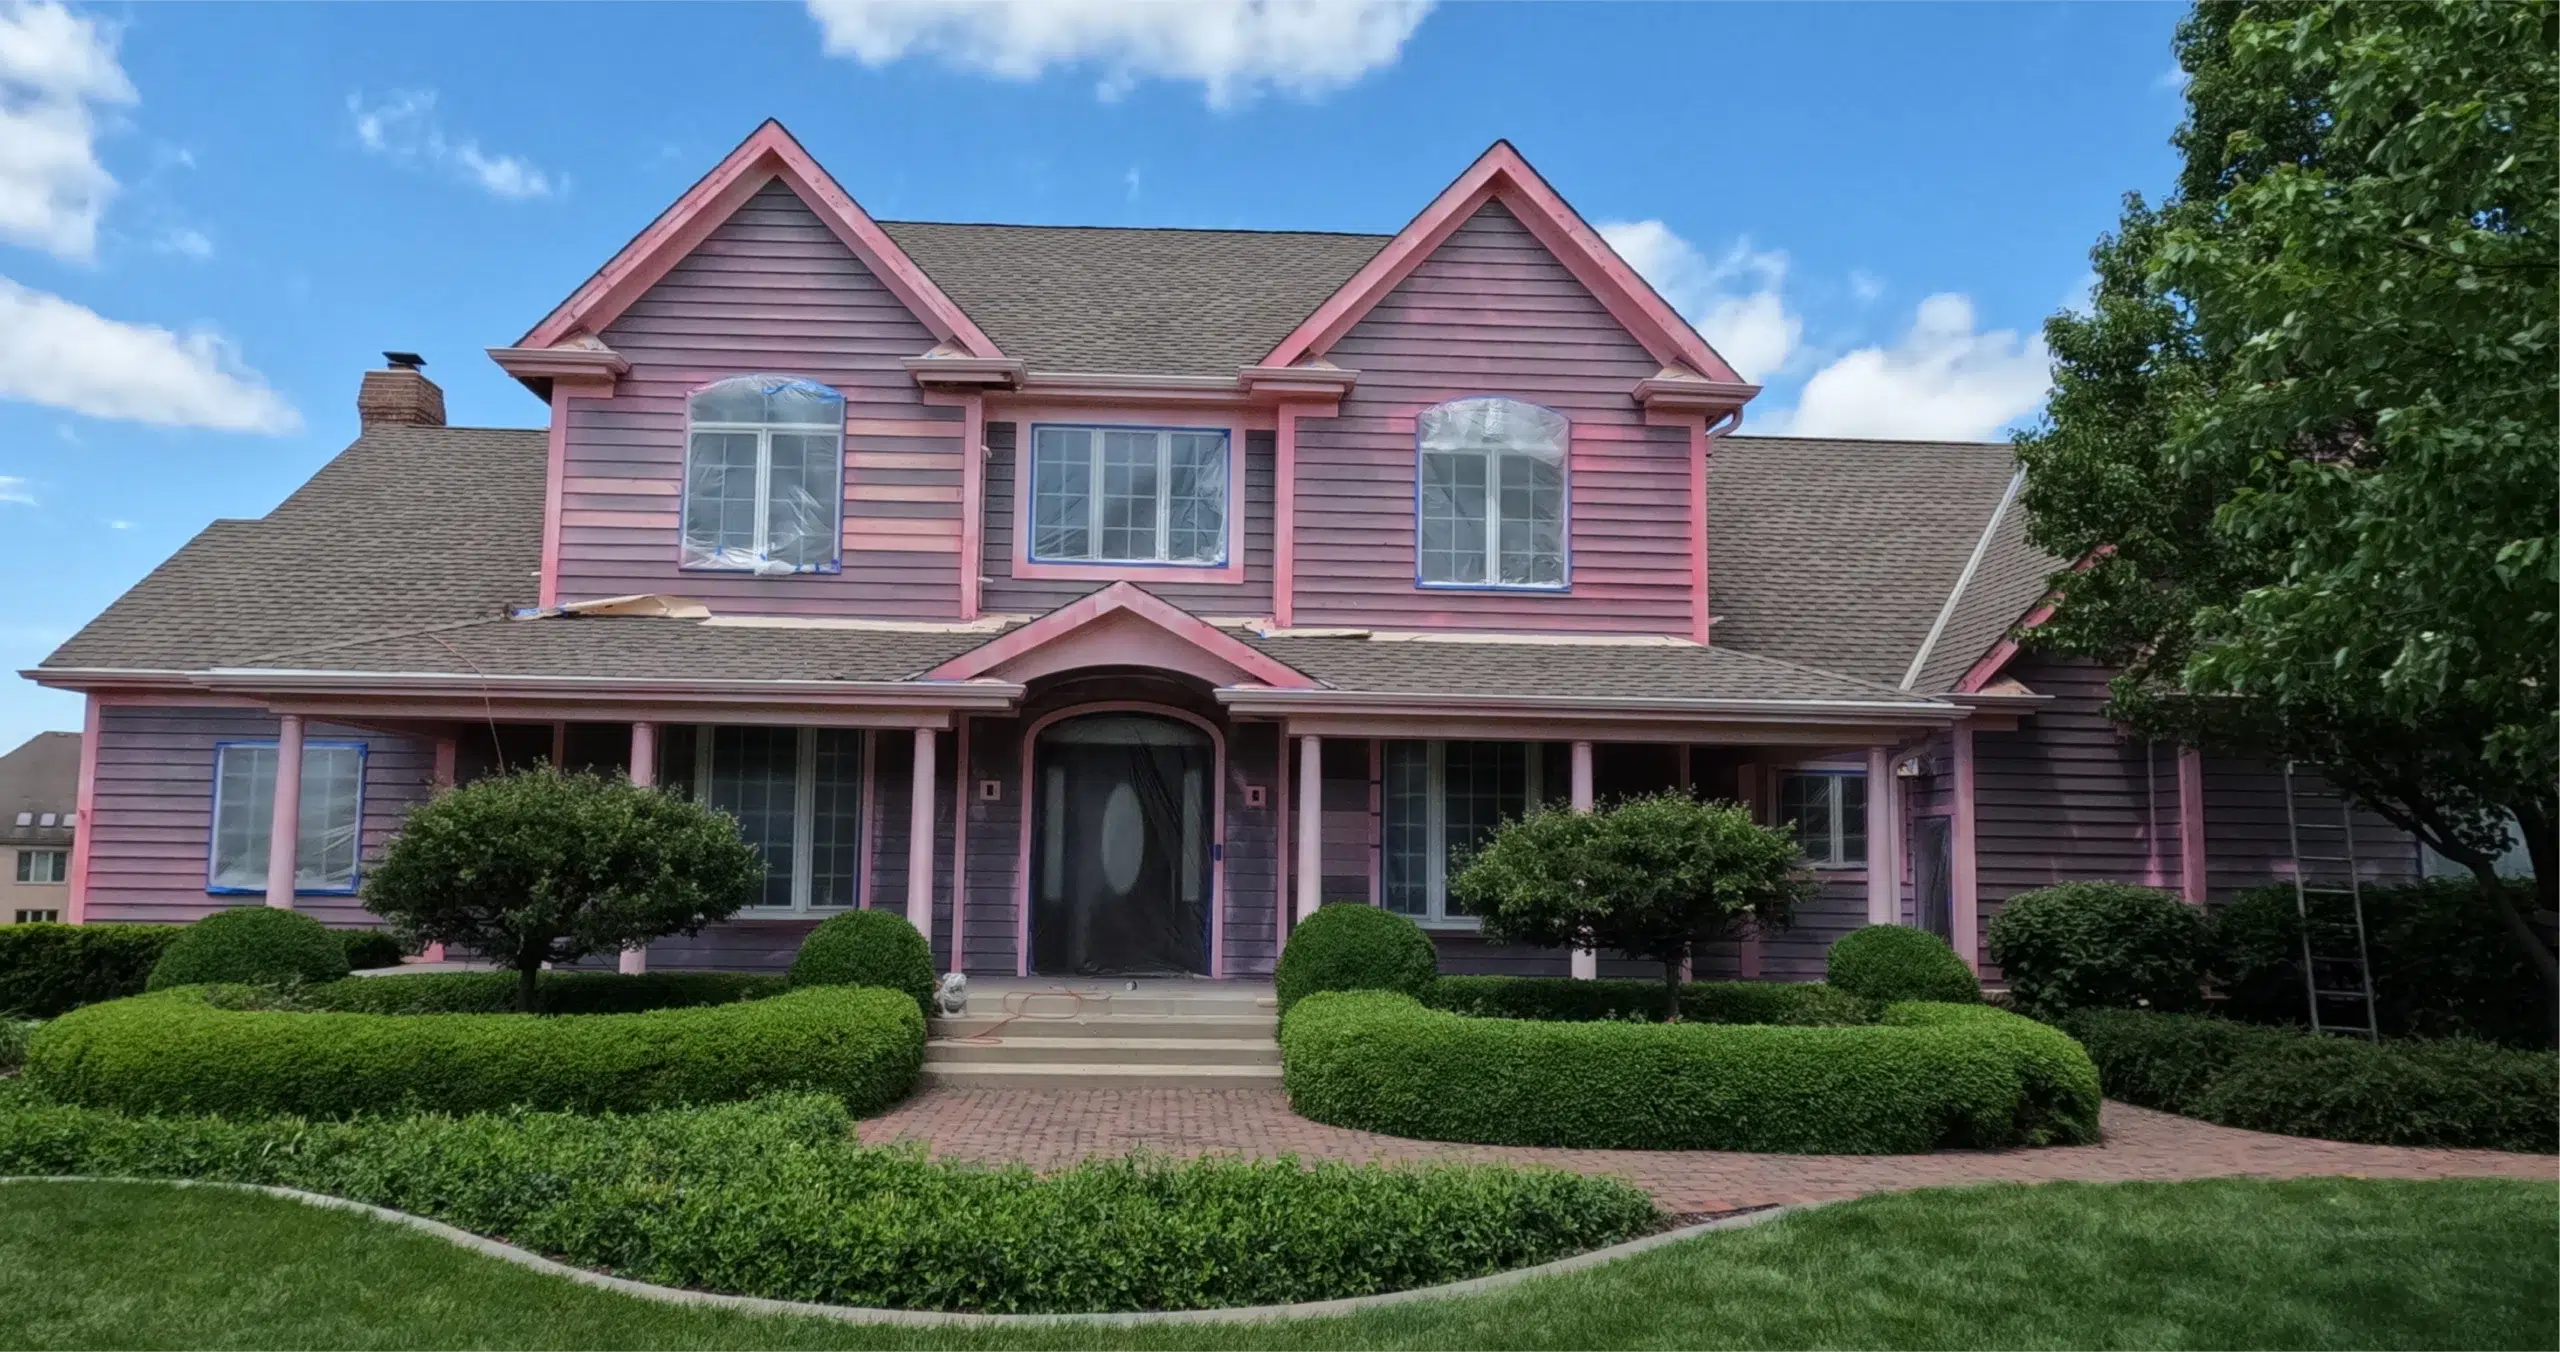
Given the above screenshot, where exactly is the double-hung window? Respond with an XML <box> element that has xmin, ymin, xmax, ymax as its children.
<box><xmin>681</xmin><ymin>376</ymin><xmax>845</xmax><ymax>574</ymax></box>
<box><xmin>1383</xmin><ymin>740</ymin><xmax>1549</xmax><ymax>926</ymax></box>
<box><xmin>208</xmin><ymin>740</ymin><xmax>367</xmax><ymax>893</ymax></box>
<box><xmin>1779</xmin><ymin>770</ymin><xmax>1868</xmax><ymax>868</ymax></box>
<box><xmin>1417</xmin><ymin>396</ymin><xmax>1568</xmax><ymax>588</ymax></box>
<box><xmin>1029</xmin><ymin>425</ymin><xmax>1229</xmax><ymax>566</ymax></box>
<box><xmin>660</xmin><ymin>726</ymin><xmax>864</xmax><ymax>913</ymax></box>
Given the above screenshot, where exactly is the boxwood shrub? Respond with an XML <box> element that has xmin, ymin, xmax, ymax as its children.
<box><xmin>0</xmin><ymin>922</ymin><xmax>176</xmax><ymax>1018</ymax></box>
<box><xmin>2062</xmin><ymin>1009</ymin><xmax>2557</xmax><ymax>1153</ymax></box>
<box><xmin>788</xmin><ymin>909</ymin><xmax>935</xmax><ymax>1012</ymax></box>
<box><xmin>25</xmin><ymin>984</ymin><xmax>920</xmax><ymax>1118</ymax></box>
<box><xmin>0</xmin><ymin>1020</ymin><xmax>30</xmax><ymax>1073</ymax></box>
<box><xmin>298</xmin><ymin>970</ymin><xmax>786</xmax><ymax>1015</ymax></box>
<box><xmin>0</xmin><ymin>1091</ymin><xmax>1657</xmax><ymax>1314</ymax></box>
<box><xmin>1283</xmin><ymin>992</ymin><xmax>2097</xmax><ymax>1152</ymax></box>
<box><xmin>1422</xmin><ymin>975</ymin><xmax>1877</xmax><ymax>1025</ymax></box>
<box><xmin>1986</xmin><ymin>882</ymin><xmax>2211</xmax><ymax>1019</ymax></box>
<box><xmin>2214</xmin><ymin>880</ymin><xmax>2554</xmax><ymax>1048</ymax></box>
<box><xmin>1274</xmin><ymin>902</ymin><xmax>1439</xmax><ymax>1013</ymax></box>
<box><xmin>146</xmin><ymin>907</ymin><xmax>350</xmax><ymax>991</ymax></box>
<box><xmin>339</xmin><ymin>929</ymin><xmax>408</xmax><ymax>971</ymax></box>
<box><xmin>1826</xmin><ymin>925</ymin><xmax>1981</xmax><ymax>1004</ymax></box>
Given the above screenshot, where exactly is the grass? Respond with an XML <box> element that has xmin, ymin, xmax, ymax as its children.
<box><xmin>0</xmin><ymin>1177</ymin><xmax>2550</xmax><ymax>1350</ymax></box>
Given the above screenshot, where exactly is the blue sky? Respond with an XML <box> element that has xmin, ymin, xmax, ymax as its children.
<box><xmin>0</xmin><ymin>0</ymin><xmax>2188</xmax><ymax>748</ymax></box>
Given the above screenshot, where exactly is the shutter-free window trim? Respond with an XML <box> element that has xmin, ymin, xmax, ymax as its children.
<box><xmin>1027</xmin><ymin>423</ymin><xmax>1232</xmax><ymax>568</ymax></box>
<box><xmin>15</xmin><ymin>849</ymin><xmax>68</xmax><ymax>884</ymax></box>
<box><xmin>1778</xmin><ymin>769</ymin><xmax>1869</xmax><ymax>868</ymax></box>
<box><xmin>665</xmin><ymin>725</ymin><xmax>865</xmax><ymax>916</ymax></box>
<box><xmin>1382</xmin><ymin>739</ymin><xmax>1545</xmax><ymax>927</ymax></box>
<box><xmin>206</xmin><ymin>739</ymin><xmax>368</xmax><ymax>894</ymax></box>
<box><xmin>680</xmin><ymin>375</ymin><xmax>846</xmax><ymax>575</ymax></box>
<box><xmin>1415</xmin><ymin>396</ymin><xmax>1570</xmax><ymax>590</ymax></box>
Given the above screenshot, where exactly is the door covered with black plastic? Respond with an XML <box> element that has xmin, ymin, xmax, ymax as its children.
<box><xmin>1030</xmin><ymin>713</ymin><xmax>1213</xmax><ymax>976</ymax></box>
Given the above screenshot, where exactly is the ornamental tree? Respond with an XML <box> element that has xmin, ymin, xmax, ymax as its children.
<box><xmin>362</xmin><ymin>768</ymin><xmax>763</xmax><ymax>1011</ymax></box>
<box><xmin>1452</xmin><ymin>793</ymin><xmax>1815</xmax><ymax>1020</ymax></box>
<box><xmin>2016</xmin><ymin>0</ymin><xmax>2556</xmax><ymax>977</ymax></box>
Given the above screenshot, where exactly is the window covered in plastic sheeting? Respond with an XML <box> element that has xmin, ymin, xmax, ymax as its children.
<box><xmin>207</xmin><ymin>740</ymin><xmax>367</xmax><ymax>893</ymax></box>
<box><xmin>1029</xmin><ymin>425</ymin><xmax>1229</xmax><ymax>565</ymax></box>
<box><xmin>1416</xmin><ymin>396</ymin><xmax>1568</xmax><ymax>588</ymax></box>
<box><xmin>680</xmin><ymin>376</ymin><xmax>845</xmax><ymax>574</ymax></box>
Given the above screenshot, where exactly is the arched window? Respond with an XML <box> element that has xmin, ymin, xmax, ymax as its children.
<box><xmin>1415</xmin><ymin>396</ymin><xmax>1568</xmax><ymax>588</ymax></box>
<box><xmin>680</xmin><ymin>375</ymin><xmax>844</xmax><ymax>573</ymax></box>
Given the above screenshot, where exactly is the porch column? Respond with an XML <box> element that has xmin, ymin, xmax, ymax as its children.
<box><xmin>264</xmin><ymin>714</ymin><xmax>304</xmax><ymax>908</ymax></box>
<box><xmin>1950</xmin><ymin>724</ymin><xmax>1980</xmax><ymax>971</ymax></box>
<box><xmin>1735</xmin><ymin>759</ymin><xmax>1763</xmax><ymax>979</ymax></box>
<box><xmin>431</xmin><ymin>735</ymin><xmax>457</xmax><ymax>790</ymax></box>
<box><xmin>2177</xmin><ymin>747</ymin><xmax>2208</xmax><ymax>904</ymax></box>
<box><xmin>1570</xmin><ymin>740</ymin><xmax>1597</xmax><ymax>980</ymax></box>
<box><xmin>908</xmin><ymin>729</ymin><xmax>937</xmax><ymax>938</ymax></box>
<box><xmin>1865</xmin><ymin>745</ymin><xmax>1895</xmax><ymax>925</ymax></box>
<box><xmin>620</xmin><ymin>721</ymin><xmax>657</xmax><ymax>974</ymax></box>
<box><xmin>1296</xmin><ymin>734</ymin><xmax>1322</xmax><ymax>920</ymax></box>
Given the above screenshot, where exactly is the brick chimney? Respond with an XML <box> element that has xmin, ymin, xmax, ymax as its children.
<box><xmin>357</xmin><ymin>351</ymin><xmax>446</xmax><ymax>427</ymax></box>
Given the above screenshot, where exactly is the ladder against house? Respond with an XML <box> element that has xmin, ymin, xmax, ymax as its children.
<box><xmin>2283</xmin><ymin>762</ymin><xmax>2380</xmax><ymax>1039</ymax></box>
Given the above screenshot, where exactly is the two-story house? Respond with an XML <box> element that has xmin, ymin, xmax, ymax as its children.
<box><xmin>28</xmin><ymin>123</ymin><xmax>2420</xmax><ymax>982</ymax></box>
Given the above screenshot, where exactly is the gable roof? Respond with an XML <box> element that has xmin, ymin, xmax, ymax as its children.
<box><xmin>925</xmin><ymin>582</ymin><xmax>1316</xmax><ymax>688</ymax></box>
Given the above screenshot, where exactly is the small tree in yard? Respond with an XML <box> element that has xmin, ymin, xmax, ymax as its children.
<box><xmin>1453</xmin><ymin>793</ymin><xmax>1816</xmax><ymax>1021</ymax></box>
<box><xmin>363</xmin><ymin>769</ymin><xmax>764</xmax><ymax>1011</ymax></box>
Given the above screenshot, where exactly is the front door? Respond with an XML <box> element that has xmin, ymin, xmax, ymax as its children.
<box><xmin>1030</xmin><ymin>713</ymin><xmax>1214</xmax><ymax>976</ymax></box>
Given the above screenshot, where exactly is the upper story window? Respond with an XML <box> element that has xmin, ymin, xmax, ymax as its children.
<box><xmin>681</xmin><ymin>376</ymin><xmax>844</xmax><ymax>575</ymax></box>
<box><xmin>208</xmin><ymin>739</ymin><xmax>367</xmax><ymax>894</ymax></box>
<box><xmin>1416</xmin><ymin>396</ymin><xmax>1568</xmax><ymax>589</ymax></box>
<box><xmin>1030</xmin><ymin>425</ymin><xmax>1230</xmax><ymax>566</ymax></box>
<box><xmin>1779</xmin><ymin>770</ymin><xmax>1868</xmax><ymax>868</ymax></box>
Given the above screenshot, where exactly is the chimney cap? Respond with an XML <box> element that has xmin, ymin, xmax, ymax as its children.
<box><xmin>383</xmin><ymin>351</ymin><xmax>426</xmax><ymax>370</ymax></box>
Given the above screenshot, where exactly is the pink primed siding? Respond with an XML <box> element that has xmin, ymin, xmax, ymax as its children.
<box><xmin>83</xmin><ymin>704</ymin><xmax>432</xmax><ymax>928</ymax></box>
<box><xmin>1292</xmin><ymin>202</ymin><xmax>1694</xmax><ymax>635</ymax></box>
<box><xmin>981</xmin><ymin>423</ymin><xmax>1277</xmax><ymax>617</ymax></box>
<box><xmin>557</xmin><ymin>179</ymin><xmax>964</xmax><ymax>618</ymax></box>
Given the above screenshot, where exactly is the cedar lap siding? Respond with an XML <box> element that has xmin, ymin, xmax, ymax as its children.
<box><xmin>32</xmin><ymin>124</ymin><xmax>2425</xmax><ymax>981</ymax></box>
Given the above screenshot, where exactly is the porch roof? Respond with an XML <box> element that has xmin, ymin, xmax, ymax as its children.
<box><xmin>1242</xmin><ymin>633</ymin><xmax>1938</xmax><ymax>705</ymax></box>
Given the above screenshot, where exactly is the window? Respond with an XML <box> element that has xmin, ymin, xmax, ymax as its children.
<box><xmin>1779</xmin><ymin>770</ymin><xmax>1868</xmax><ymax>867</ymax></box>
<box><xmin>208</xmin><ymin>741</ymin><xmax>367</xmax><ymax>893</ymax></box>
<box><xmin>681</xmin><ymin>376</ymin><xmax>845</xmax><ymax>574</ymax></box>
<box><xmin>1028</xmin><ymin>425</ymin><xmax>1229</xmax><ymax>565</ymax></box>
<box><xmin>12</xmin><ymin>910</ymin><xmax>60</xmax><ymax>924</ymax></box>
<box><xmin>1383</xmin><ymin>740</ymin><xmax>1549</xmax><ymax>925</ymax></box>
<box><xmin>14</xmin><ymin>849</ymin><xmax>67</xmax><ymax>884</ymax></box>
<box><xmin>1417</xmin><ymin>396</ymin><xmax>1568</xmax><ymax>588</ymax></box>
<box><xmin>660</xmin><ymin>726</ymin><xmax>863</xmax><ymax>913</ymax></box>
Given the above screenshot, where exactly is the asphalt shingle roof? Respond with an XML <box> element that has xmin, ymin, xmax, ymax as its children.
<box><xmin>0</xmin><ymin>731</ymin><xmax>79</xmax><ymax>849</ymax></box>
<box><xmin>246</xmin><ymin>615</ymin><xmax>1010</xmax><ymax>683</ymax></box>
<box><xmin>1245</xmin><ymin>634</ymin><xmax>1941</xmax><ymax>704</ymax></box>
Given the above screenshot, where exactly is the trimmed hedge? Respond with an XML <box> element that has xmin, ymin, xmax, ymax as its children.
<box><xmin>298</xmin><ymin>970</ymin><xmax>787</xmax><ymax>1015</ymax></box>
<box><xmin>1422</xmin><ymin>975</ymin><xmax>1877</xmax><ymax>1025</ymax></box>
<box><xmin>1986</xmin><ymin>882</ymin><xmax>2211</xmax><ymax>1018</ymax></box>
<box><xmin>2063</xmin><ymin>1010</ymin><xmax>2557</xmax><ymax>1153</ymax></box>
<box><xmin>0</xmin><ymin>922</ymin><xmax>176</xmax><ymax>1018</ymax></box>
<box><xmin>1826</xmin><ymin>925</ymin><xmax>1981</xmax><ymax>1004</ymax></box>
<box><xmin>0</xmin><ymin>1090</ymin><xmax>1657</xmax><ymax>1314</ymax></box>
<box><xmin>25</xmin><ymin>984</ymin><xmax>921</xmax><ymax>1118</ymax></box>
<box><xmin>147</xmin><ymin>907</ymin><xmax>349</xmax><ymax>991</ymax></box>
<box><xmin>1274</xmin><ymin>903</ymin><xmax>1439</xmax><ymax>1014</ymax></box>
<box><xmin>339</xmin><ymin>929</ymin><xmax>407</xmax><ymax>971</ymax></box>
<box><xmin>2215</xmin><ymin>880</ymin><xmax>2554</xmax><ymax>1048</ymax></box>
<box><xmin>0</xmin><ymin>1020</ymin><xmax>29</xmax><ymax>1073</ymax></box>
<box><xmin>1283</xmin><ymin>992</ymin><xmax>2098</xmax><ymax>1152</ymax></box>
<box><xmin>788</xmin><ymin>909</ymin><xmax>936</xmax><ymax>1012</ymax></box>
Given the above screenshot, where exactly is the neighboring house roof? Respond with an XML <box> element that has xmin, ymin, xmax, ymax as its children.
<box><xmin>0</xmin><ymin>730</ymin><xmax>79</xmax><ymax>848</ymax></box>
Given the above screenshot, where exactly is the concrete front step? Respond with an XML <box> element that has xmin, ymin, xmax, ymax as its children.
<box><xmin>918</xmin><ymin>1061</ymin><xmax>1284</xmax><ymax>1089</ymax></box>
<box><xmin>925</xmin><ymin>1036</ymin><xmax>1281</xmax><ymax>1067</ymax></box>
<box><xmin>928</xmin><ymin>1013</ymin><xmax>1277</xmax><ymax>1041</ymax></box>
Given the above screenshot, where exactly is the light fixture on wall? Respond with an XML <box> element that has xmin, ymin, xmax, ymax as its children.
<box><xmin>1894</xmin><ymin>755</ymin><xmax>1927</xmax><ymax>779</ymax></box>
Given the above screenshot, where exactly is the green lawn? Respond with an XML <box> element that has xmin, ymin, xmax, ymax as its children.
<box><xmin>1</xmin><ymin>1177</ymin><xmax>2549</xmax><ymax>1351</ymax></box>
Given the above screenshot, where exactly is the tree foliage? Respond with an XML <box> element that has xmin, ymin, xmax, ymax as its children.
<box><xmin>2016</xmin><ymin>1</ymin><xmax>2558</xmax><ymax>975</ymax></box>
<box><xmin>1452</xmin><ymin>794</ymin><xmax>1815</xmax><ymax>1020</ymax></box>
<box><xmin>363</xmin><ymin>769</ymin><xmax>763</xmax><ymax>1011</ymax></box>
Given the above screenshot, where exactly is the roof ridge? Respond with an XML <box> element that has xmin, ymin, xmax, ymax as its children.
<box><xmin>1902</xmin><ymin>465</ymin><xmax>2028</xmax><ymax>690</ymax></box>
<box><xmin>880</xmin><ymin>218</ymin><xmax>1395</xmax><ymax>241</ymax></box>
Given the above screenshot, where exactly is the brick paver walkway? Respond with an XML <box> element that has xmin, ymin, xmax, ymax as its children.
<box><xmin>858</xmin><ymin>1089</ymin><xmax>2556</xmax><ymax>1213</ymax></box>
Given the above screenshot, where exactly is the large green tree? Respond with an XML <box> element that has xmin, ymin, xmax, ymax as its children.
<box><xmin>2017</xmin><ymin>1</ymin><xmax>2557</xmax><ymax>977</ymax></box>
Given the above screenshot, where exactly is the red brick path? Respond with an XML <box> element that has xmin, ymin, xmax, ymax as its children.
<box><xmin>858</xmin><ymin>1089</ymin><xmax>2556</xmax><ymax>1212</ymax></box>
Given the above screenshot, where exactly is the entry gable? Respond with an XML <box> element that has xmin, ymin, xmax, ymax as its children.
<box><xmin>927</xmin><ymin>584</ymin><xmax>1317</xmax><ymax>689</ymax></box>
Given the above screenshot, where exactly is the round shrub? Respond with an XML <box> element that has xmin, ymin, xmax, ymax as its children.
<box><xmin>788</xmin><ymin>909</ymin><xmax>935</xmax><ymax>1011</ymax></box>
<box><xmin>339</xmin><ymin>929</ymin><xmax>407</xmax><ymax>971</ymax></box>
<box><xmin>1275</xmin><ymin>903</ymin><xmax>1438</xmax><ymax>1014</ymax></box>
<box><xmin>1986</xmin><ymin>882</ymin><xmax>2209</xmax><ymax>1019</ymax></box>
<box><xmin>25</xmin><ymin>984</ymin><xmax>922</xmax><ymax>1118</ymax></box>
<box><xmin>1827</xmin><ymin>925</ymin><xmax>1980</xmax><ymax>1004</ymax></box>
<box><xmin>146</xmin><ymin>907</ymin><xmax>350</xmax><ymax>992</ymax></box>
<box><xmin>1283</xmin><ymin>992</ymin><xmax>2098</xmax><ymax>1152</ymax></box>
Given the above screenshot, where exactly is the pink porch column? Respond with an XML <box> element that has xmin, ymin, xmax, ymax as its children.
<box><xmin>264</xmin><ymin>714</ymin><xmax>304</xmax><ymax>908</ymax></box>
<box><xmin>620</xmin><ymin>721</ymin><xmax>657</xmax><ymax>974</ymax></box>
<box><xmin>2177</xmin><ymin>746</ymin><xmax>2208</xmax><ymax>903</ymax></box>
<box><xmin>1735</xmin><ymin>758</ymin><xmax>1763</xmax><ymax>979</ymax></box>
<box><xmin>1296</xmin><ymin>734</ymin><xmax>1322</xmax><ymax>921</ymax></box>
<box><xmin>1950</xmin><ymin>724</ymin><xmax>1980</xmax><ymax>970</ymax></box>
<box><xmin>1570</xmin><ymin>740</ymin><xmax>1597</xmax><ymax>980</ymax></box>
<box><xmin>1865</xmin><ymin>745</ymin><xmax>1895</xmax><ymax>925</ymax></box>
<box><xmin>908</xmin><ymin>729</ymin><xmax>937</xmax><ymax>938</ymax></box>
<box><xmin>949</xmin><ymin>718</ymin><xmax>970</xmax><ymax>975</ymax></box>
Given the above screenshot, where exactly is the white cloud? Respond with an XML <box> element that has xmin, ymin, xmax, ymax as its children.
<box><xmin>348</xmin><ymin>90</ymin><xmax>555</xmax><ymax>199</ymax></box>
<box><xmin>2155</xmin><ymin>63</ymin><xmax>2190</xmax><ymax>93</ymax></box>
<box><xmin>805</xmin><ymin>0</ymin><xmax>1433</xmax><ymax>107</ymax></box>
<box><xmin>1123</xmin><ymin>165</ymin><xmax>1141</xmax><ymax>200</ymax></box>
<box><xmin>154</xmin><ymin>224</ymin><xmax>210</xmax><ymax>259</ymax></box>
<box><xmin>103</xmin><ymin>516</ymin><xmax>129</xmax><ymax>529</ymax></box>
<box><xmin>1848</xmin><ymin>269</ymin><xmax>1884</xmax><ymax>304</ymax></box>
<box><xmin>0</xmin><ymin>0</ymin><xmax>135</xmax><ymax>261</ymax></box>
<box><xmin>1776</xmin><ymin>293</ymin><xmax>2052</xmax><ymax>441</ymax></box>
<box><xmin>0</xmin><ymin>276</ymin><xmax>300</xmax><ymax>432</ymax></box>
<box><xmin>0</xmin><ymin>475</ymin><xmax>31</xmax><ymax>505</ymax></box>
<box><xmin>1598</xmin><ymin>219</ymin><xmax>1802</xmax><ymax>384</ymax></box>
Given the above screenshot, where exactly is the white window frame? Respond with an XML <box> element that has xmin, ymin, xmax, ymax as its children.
<box><xmin>1779</xmin><ymin>769</ymin><xmax>1868</xmax><ymax>869</ymax></box>
<box><xmin>1384</xmin><ymin>740</ymin><xmax>1546</xmax><ymax>928</ymax></box>
<box><xmin>1027</xmin><ymin>424</ymin><xmax>1231</xmax><ymax>567</ymax></box>
<box><xmin>15</xmin><ymin>848</ymin><xmax>67</xmax><ymax>884</ymax></box>
<box><xmin>207</xmin><ymin>739</ymin><xmax>368</xmax><ymax>895</ymax></box>
<box><xmin>13</xmin><ymin>909</ymin><xmax>61</xmax><ymax>924</ymax></box>
<box><xmin>1415</xmin><ymin>396</ymin><xmax>1570</xmax><ymax>591</ymax></box>
<box><xmin>680</xmin><ymin>376</ymin><xmax>845</xmax><ymax>575</ymax></box>
<box><xmin>678</xmin><ymin>726</ymin><xmax>863</xmax><ymax>917</ymax></box>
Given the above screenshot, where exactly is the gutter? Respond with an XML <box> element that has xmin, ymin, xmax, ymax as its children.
<box><xmin>26</xmin><ymin>666</ymin><xmax>1025</xmax><ymax>710</ymax></box>
<box><xmin>1217</xmin><ymin>685</ymin><xmax>1963</xmax><ymax>724</ymax></box>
